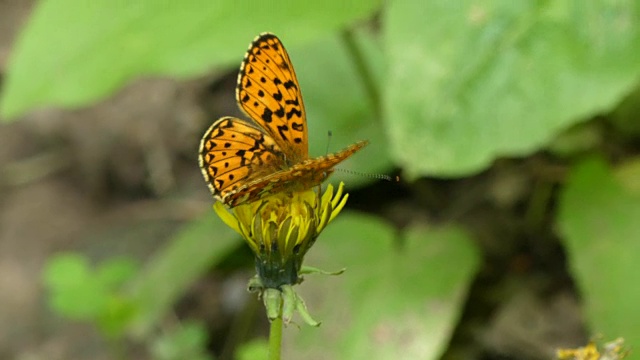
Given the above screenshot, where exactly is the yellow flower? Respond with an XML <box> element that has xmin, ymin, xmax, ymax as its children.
<box><xmin>214</xmin><ymin>182</ymin><xmax>348</xmax><ymax>289</ymax></box>
<box><xmin>556</xmin><ymin>338</ymin><xmax>627</xmax><ymax>360</ymax></box>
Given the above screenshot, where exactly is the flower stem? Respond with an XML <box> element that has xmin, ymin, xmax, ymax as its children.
<box><xmin>341</xmin><ymin>29</ymin><xmax>381</xmax><ymax>119</ymax></box>
<box><xmin>268</xmin><ymin>315</ymin><xmax>283</xmax><ymax>360</ymax></box>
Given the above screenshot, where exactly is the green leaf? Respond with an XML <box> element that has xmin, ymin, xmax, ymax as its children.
<box><xmin>1</xmin><ymin>0</ymin><xmax>381</xmax><ymax>119</ymax></box>
<box><xmin>43</xmin><ymin>254</ymin><xmax>111</xmax><ymax>319</ymax></box>
<box><xmin>151</xmin><ymin>321</ymin><xmax>213</xmax><ymax>360</ymax></box>
<box><xmin>49</xmin><ymin>280</ymin><xmax>110</xmax><ymax>319</ymax></box>
<box><xmin>558</xmin><ymin>157</ymin><xmax>640</xmax><ymax>346</ymax></box>
<box><xmin>384</xmin><ymin>0</ymin><xmax>640</xmax><ymax>177</ymax></box>
<box><xmin>285</xmin><ymin>212</ymin><xmax>479</xmax><ymax>360</ymax></box>
<box><xmin>610</xmin><ymin>85</ymin><xmax>640</xmax><ymax>136</ymax></box>
<box><xmin>290</xmin><ymin>31</ymin><xmax>392</xmax><ymax>185</ymax></box>
<box><xmin>613</xmin><ymin>157</ymin><xmax>640</xmax><ymax>195</ymax></box>
<box><xmin>126</xmin><ymin>211</ymin><xmax>239</xmax><ymax>337</ymax></box>
<box><xmin>236</xmin><ymin>339</ymin><xmax>269</xmax><ymax>360</ymax></box>
<box><xmin>97</xmin><ymin>295</ymin><xmax>138</xmax><ymax>339</ymax></box>
<box><xmin>96</xmin><ymin>257</ymin><xmax>138</xmax><ymax>288</ymax></box>
<box><xmin>43</xmin><ymin>253</ymin><xmax>91</xmax><ymax>289</ymax></box>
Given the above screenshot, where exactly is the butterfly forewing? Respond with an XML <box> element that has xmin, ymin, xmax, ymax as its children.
<box><xmin>222</xmin><ymin>140</ymin><xmax>369</xmax><ymax>207</ymax></box>
<box><xmin>236</xmin><ymin>33</ymin><xmax>308</xmax><ymax>162</ymax></box>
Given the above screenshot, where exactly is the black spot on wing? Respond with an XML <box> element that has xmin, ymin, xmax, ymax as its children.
<box><xmin>278</xmin><ymin>61</ymin><xmax>289</xmax><ymax>71</ymax></box>
<box><xmin>286</xmin><ymin>108</ymin><xmax>302</xmax><ymax>120</ymax></box>
<box><xmin>277</xmin><ymin>125</ymin><xmax>289</xmax><ymax>141</ymax></box>
<box><xmin>262</xmin><ymin>108</ymin><xmax>273</xmax><ymax>123</ymax></box>
<box><xmin>283</xmin><ymin>80</ymin><xmax>297</xmax><ymax>90</ymax></box>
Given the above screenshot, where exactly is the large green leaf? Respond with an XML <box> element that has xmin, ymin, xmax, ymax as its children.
<box><xmin>384</xmin><ymin>0</ymin><xmax>640</xmax><ymax>177</ymax></box>
<box><xmin>290</xmin><ymin>32</ymin><xmax>392</xmax><ymax>185</ymax></box>
<box><xmin>558</xmin><ymin>158</ymin><xmax>640</xmax><ymax>346</ymax></box>
<box><xmin>284</xmin><ymin>212</ymin><xmax>479</xmax><ymax>360</ymax></box>
<box><xmin>0</xmin><ymin>0</ymin><xmax>380</xmax><ymax>119</ymax></box>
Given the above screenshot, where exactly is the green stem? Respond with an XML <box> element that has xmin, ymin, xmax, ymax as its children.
<box><xmin>341</xmin><ymin>29</ymin><xmax>381</xmax><ymax>119</ymax></box>
<box><xmin>268</xmin><ymin>316</ymin><xmax>283</xmax><ymax>360</ymax></box>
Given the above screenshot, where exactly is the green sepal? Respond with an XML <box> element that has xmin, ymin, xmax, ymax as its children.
<box><xmin>281</xmin><ymin>285</ymin><xmax>297</xmax><ymax>324</ymax></box>
<box><xmin>293</xmin><ymin>290</ymin><xmax>320</xmax><ymax>327</ymax></box>
<box><xmin>299</xmin><ymin>265</ymin><xmax>346</xmax><ymax>276</ymax></box>
<box><xmin>263</xmin><ymin>288</ymin><xmax>282</xmax><ymax>322</ymax></box>
<box><xmin>247</xmin><ymin>275</ymin><xmax>264</xmax><ymax>293</ymax></box>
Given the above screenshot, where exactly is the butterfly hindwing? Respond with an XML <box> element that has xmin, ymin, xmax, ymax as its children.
<box><xmin>198</xmin><ymin>117</ymin><xmax>285</xmax><ymax>200</ymax></box>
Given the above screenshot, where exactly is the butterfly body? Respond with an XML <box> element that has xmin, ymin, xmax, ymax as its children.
<box><xmin>199</xmin><ymin>33</ymin><xmax>367</xmax><ymax>207</ymax></box>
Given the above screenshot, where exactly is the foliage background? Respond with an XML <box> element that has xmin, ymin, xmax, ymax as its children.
<box><xmin>1</xmin><ymin>0</ymin><xmax>639</xmax><ymax>359</ymax></box>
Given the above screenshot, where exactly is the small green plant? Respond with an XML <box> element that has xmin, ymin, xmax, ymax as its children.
<box><xmin>43</xmin><ymin>253</ymin><xmax>138</xmax><ymax>338</ymax></box>
<box><xmin>43</xmin><ymin>253</ymin><xmax>213</xmax><ymax>359</ymax></box>
<box><xmin>151</xmin><ymin>321</ymin><xmax>213</xmax><ymax>360</ymax></box>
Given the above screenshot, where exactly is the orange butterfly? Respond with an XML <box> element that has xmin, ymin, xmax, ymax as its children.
<box><xmin>199</xmin><ymin>33</ymin><xmax>368</xmax><ymax>207</ymax></box>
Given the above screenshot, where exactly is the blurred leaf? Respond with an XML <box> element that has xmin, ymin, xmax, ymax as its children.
<box><xmin>610</xmin><ymin>84</ymin><xmax>640</xmax><ymax>136</ymax></box>
<box><xmin>96</xmin><ymin>257</ymin><xmax>140</xmax><ymax>337</ymax></box>
<box><xmin>614</xmin><ymin>157</ymin><xmax>640</xmax><ymax>195</ymax></box>
<box><xmin>43</xmin><ymin>254</ymin><xmax>140</xmax><ymax>333</ymax></box>
<box><xmin>97</xmin><ymin>294</ymin><xmax>138</xmax><ymax>338</ymax></box>
<box><xmin>0</xmin><ymin>0</ymin><xmax>381</xmax><ymax>119</ymax></box>
<box><xmin>44</xmin><ymin>254</ymin><xmax>110</xmax><ymax>319</ymax></box>
<box><xmin>49</xmin><ymin>279</ymin><xmax>110</xmax><ymax>319</ymax></box>
<box><xmin>547</xmin><ymin>122</ymin><xmax>603</xmax><ymax>158</ymax></box>
<box><xmin>558</xmin><ymin>158</ymin><xmax>640</xmax><ymax>347</ymax></box>
<box><xmin>43</xmin><ymin>253</ymin><xmax>91</xmax><ymax>289</ymax></box>
<box><xmin>235</xmin><ymin>339</ymin><xmax>269</xmax><ymax>360</ymax></box>
<box><xmin>151</xmin><ymin>321</ymin><xmax>213</xmax><ymax>360</ymax></box>
<box><xmin>384</xmin><ymin>0</ymin><xmax>640</xmax><ymax>177</ymax></box>
<box><xmin>285</xmin><ymin>212</ymin><xmax>479</xmax><ymax>360</ymax></box>
<box><xmin>291</xmin><ymin>31</ymin><xmax>392</xmax><ymax>186</ymax></box>
<box><xmin>127</xmin><ymin>211</ymin><xmax>239</xmax><ymax>337</ymax></box>
<box><xmin>96</xmin><ymin>257</ymin><xmax>138</xmax><ymax>288</ymax></box>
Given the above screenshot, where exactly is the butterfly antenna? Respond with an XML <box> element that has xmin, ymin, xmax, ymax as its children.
<box><xmin>325</xmin><ymin>130</ymin><xmax>333</xmax><ymax>155</ymax></box>
<box><xmin>336</xmin><ymin>168</ymin><xmax>400</xmax><ymax>182</ymax></box>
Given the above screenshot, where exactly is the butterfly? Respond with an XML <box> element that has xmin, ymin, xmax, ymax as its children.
<box><xmin>199</xmin><ymin>33</ymin><xmax>368</xmax><ymax>208</ymax></box>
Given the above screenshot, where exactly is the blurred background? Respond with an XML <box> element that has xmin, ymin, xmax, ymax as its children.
<box><xmin>1</xmin><ymin>1</ymin><xmax>639</xmax><ymax>359</ymax></box>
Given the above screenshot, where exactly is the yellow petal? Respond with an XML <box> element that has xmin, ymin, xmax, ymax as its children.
<box><xmin>330</xmin><ymin>193</ymin><xmax>349</xmax><ymax>224</ymax></box>
<box><xmin>331</xmin><ymin>182</ymin><xmax>345</xmax><ymax>209</ymax></box>
<box><xmin>213</xmin><ymin>202</ymin><xmax>241</xmax><ymax>234</ymax></box>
